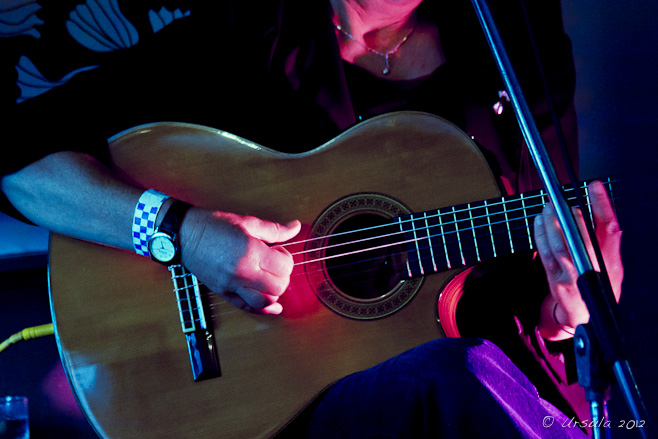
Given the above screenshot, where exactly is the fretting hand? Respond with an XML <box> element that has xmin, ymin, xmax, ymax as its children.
<box><xmin>534</xmin><ymin>180</ymin><xmax>623</xmax><ymax>340</ymax></box>
<box><xmin>180</xmin><ymin>208</ymin><xmax>301</xmax><ymax>315</ymax></box>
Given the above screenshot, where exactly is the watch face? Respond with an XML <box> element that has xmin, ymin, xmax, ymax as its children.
<box><xmin>149</xmin><ymin>234</ymin><xmax>176</xmax><ymax>262</ymax></box>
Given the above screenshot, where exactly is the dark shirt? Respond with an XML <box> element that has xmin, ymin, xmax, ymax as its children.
<box><xmin>2</xmin><ymin>0</ymin><xmax>577</xmax><ymax>187</ymax></box>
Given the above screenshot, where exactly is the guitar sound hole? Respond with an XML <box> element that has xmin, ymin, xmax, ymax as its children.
<box><xmin>325</xmin><ymin>214</ymin><xmax>407</xmax><ymax>300</ymax></box>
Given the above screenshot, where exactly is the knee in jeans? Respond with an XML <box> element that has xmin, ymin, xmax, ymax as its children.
<box><xmin>400</xmin><ymin>338</ymin><xmax>511</xmax><ymax>386</ymax></box>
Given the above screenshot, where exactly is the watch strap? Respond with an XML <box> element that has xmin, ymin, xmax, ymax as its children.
<box><xmin>133</xmin><ymin>189</ymin><xmax>169</xmax><ymax>256</ymax></box>
<box><xmin>158</xmin><ymin>200</ymin><xmax>192</xmax><ymax>238</ymax></box>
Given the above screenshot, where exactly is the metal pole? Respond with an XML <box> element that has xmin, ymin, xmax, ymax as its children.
<box><xmin>468</xmin><ymin>1</ymin><xmax>652</xmax><ymax>437</ymax></box>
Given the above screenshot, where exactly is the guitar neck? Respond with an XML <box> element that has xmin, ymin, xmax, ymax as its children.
<box><xmin>398</xmin><ymin>178</ymin><xmax>616</xmax><ymax>278</ymax></box>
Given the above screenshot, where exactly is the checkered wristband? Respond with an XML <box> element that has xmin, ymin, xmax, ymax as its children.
<box><xmin>132</xmin><ymin>189</ymin><xmax>169</xmax><ymax>256</ymax></box>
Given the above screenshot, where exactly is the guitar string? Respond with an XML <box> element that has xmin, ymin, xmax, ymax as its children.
<box><xmin>279</xmin><ymin>180</ymin><xmax>616</xmax><ymax>249</ymax></box>
<box><xmin>280</xmin><ymin>180</ymin><xmax>617</xmax><ymax>255</ymax></box>
<box><xmin>289</xmin><ymin>190</ymin><xmax>619</xmax><ymax>267</ymax></box>
<box><xmin>288</xmin><ymin>183</ymin><xmax>619</xmax><ymax>267</ymax></box>
<box><xmin>173</xmin><ymin>219</ymin><xmax>580</xmax><ymax>324</ymax></box>
<box><xmin>174</xmin><ymin>208</ymin><xmax>587</xmax><ymax>324</ymax></box>
<box><xmin>308</xmin><ymin>182</ymin><xmax>617</xmax><ymax>259</ymax></box>
<box><xmin>288</xmin><ymin>198</ymin><xmax>617</xmax><ymax>280</ymax></box>
<box><xmin>290</xmin><ymin>198</ymin><xmax>547</xmax><ymax>263</ymax></box>
<box><xmin>172</xmin><ymin>197</ymin><xmax>617</xmax><ymax>323</ymax></box>
<box><xmin>170</xmin><ymin>193</ymin><xmax>617</xmax><ymax>302</ymax></box>
<box><xmin>281</xmin><ymin>189</ymin><xmax>550</xmax><ymax>248</ymax></box>
<box><xmin>170</xmin><ymin>182</ymin><xmax>618</xmax><ymax>322</ymax></box>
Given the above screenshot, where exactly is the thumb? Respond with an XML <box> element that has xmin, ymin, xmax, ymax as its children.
<box><xmin>242</xmin><ymin>218</ymin><xmax>301</xmax><ymax>244</ymax></box>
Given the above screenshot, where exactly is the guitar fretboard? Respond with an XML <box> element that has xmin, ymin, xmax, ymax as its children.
<box><xmin>398</xmin><ymin>179</ymin><xmax>615</xmax><ymax>278</ymax></box>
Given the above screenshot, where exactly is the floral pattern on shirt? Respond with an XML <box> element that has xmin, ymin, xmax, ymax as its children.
<box><xmin>0</xmin><ymin>0</ymin><xmax>191</xmax><ymax>104</ymax></box>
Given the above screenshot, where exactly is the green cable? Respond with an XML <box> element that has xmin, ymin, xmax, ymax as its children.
<box><xmin>0</xmin><ymin>324</ymin><xmax>54</xmax><ymax>354</ymax></box>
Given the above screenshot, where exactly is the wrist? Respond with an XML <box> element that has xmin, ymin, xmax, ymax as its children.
<box><xmin>155</xmin><ymin>197</ymin><xmax>175</xmax><ymax>228</ymax></box>
<box><xmin>178</xmin><ymin>207</ymin><xmax>209</xmax><ymax>267</ymax></box>
<box><xmin>148</xmin><ymin>199</ymin><xmax>192</xmax><ymax>265</ymax></box>
<box><xmin>132</xmin><ymin>188</ymin><xmax>192</xmax><ymax>265</ymax></box>
<box><xmin>132</xmin><ymin>189</ymin><xmax>169</xmax><ymax>257</ymax></box>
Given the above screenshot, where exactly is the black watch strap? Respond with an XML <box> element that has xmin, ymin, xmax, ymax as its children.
<box><xmin>158</xmin><ymin>200</ymin><xmax>192</xmax><ymax>238</ymax></box>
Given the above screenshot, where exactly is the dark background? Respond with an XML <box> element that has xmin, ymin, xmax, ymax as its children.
<box><xmin>564</xmin><ymin>1</ymin><xmax>658</xmax><ymax>437</ymax></box>
<box><xmin>1</xmin><ymin>0</ymin><xmax>657</xmax><ymax>437</ymax></box>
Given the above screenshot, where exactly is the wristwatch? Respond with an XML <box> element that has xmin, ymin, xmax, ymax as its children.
<box><xmin>148</xmin><ymin>200</ymin><xmax>192</xmax><ymax>265</ymax></box>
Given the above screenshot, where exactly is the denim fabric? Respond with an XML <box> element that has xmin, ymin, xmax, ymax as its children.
<box><xmin>298</xmin><ymin>338</ymin><xmax>587</xmax><ymax>438</ymax></box>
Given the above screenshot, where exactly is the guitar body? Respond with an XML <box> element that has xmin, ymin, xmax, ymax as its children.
<box><xmin>49</xmin><ymin>112</ymin><xmax>502</xmax><ymax>438</ymax></box>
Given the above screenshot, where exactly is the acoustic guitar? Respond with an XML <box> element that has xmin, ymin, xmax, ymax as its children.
<box><xmin>48</xmin><ymin>111</ymin><xmax>611</xmax><ymax>438</ymax></box>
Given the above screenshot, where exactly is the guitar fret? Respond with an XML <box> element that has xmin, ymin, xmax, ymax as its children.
<box><xmin>410</xmin><ymin>214</ymin><xmax>425</xmax><ymax>275</ymax></box>
<box><xmin>605</xmin><ymin>177</ymin><xmax>616</xmax><ymax>214</ymax></box>
<box><xmin>501</xmin><ymin>196</ymin><xmax>515</xmax><ymax>254</ymax></box>
<box><xmin>399</xmin><ymin>212</ymin><xmax>440</xmax><ymax>277</ymax></box>
<box><xmin>468</xmin><ymin>201</ymin><xmax>495</xmax><ymax>261</ymax></box>
<box><xmin>584</xmin><ymin>182</ymin><xmax>594</xmax><ymax>226</ymax></box>
<box><xmin>483</xmin><ymin>199</ymin><xmax>497</xmax><ymax>258</ymax></box>
<box><xmin>398</xmin><ymin>217</ymin><xmax>413</xmax><ymax>278</ymax></box>
<box><xmin>437</xmin><ymin>209</ymin><xmax>452</xmax><ymax>269</ymax></box>
<box><xmin>519</xmin><ymin>193</ymin><xmax>534</xmax><ymax>250</ymax></box>
<box><xmin>400</xmin><ymin>179</ymin><xmax>616</xmax><ymax>279</ymax></box>
<box><xmin>452</xmin><ymin>206</ymin><xmax>467</xmax><ymax>266</ymax></box>
<box><xmin>423</xmin><ymin>212</ymin><xmax>438</xmax><ymax>272</ymax></box>
<box><xmin>467</xmin><ymin>203</ymin><xmax>481</xmax><ymax>262</ymax></box>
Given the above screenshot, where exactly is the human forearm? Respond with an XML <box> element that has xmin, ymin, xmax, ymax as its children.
<box><xmin>1</xmin><ymin>150</ymin><xmax>300</xmax><ymax>314</ymax></box>
<box><xmin>1</xmin><ymin>151</ymin><xmax>142</xmax><ymax>250</ymax></box>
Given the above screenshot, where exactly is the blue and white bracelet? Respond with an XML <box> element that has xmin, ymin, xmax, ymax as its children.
<box><xmin>132</xmin><ymin>189</ymin><xmax>169</xmax><ymax>257</ymax></box>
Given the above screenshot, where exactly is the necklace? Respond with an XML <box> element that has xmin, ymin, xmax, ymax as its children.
<box><xmin>334</xmin><ymin>20</ymin><xmax>416</xmax><ymax>75</ymax></box>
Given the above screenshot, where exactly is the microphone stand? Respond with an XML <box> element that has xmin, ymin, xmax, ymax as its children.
<box><xmin>469</xmin><ymin>1</ymin><xmax>653</xmax><ymax>438</ymax></box>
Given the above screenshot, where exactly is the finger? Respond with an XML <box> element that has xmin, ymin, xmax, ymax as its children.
<box><xmin>242</xmin><ymin>217</ymin><xmax>302</xmax><ymax>244</ymax></box>
<box><xmin>234</xmin><ymin>287</ymin><xmax>282</xmax><ymax>312</ymax></box>
<box><xmin>588</xmin><ymin>181</ymin><xmax>623</xmax><ymax>253</ymax></box>
<box><xmin>233</xmin><ymin>241</ymin><xmax>291</xmax><ymax>296</ymax></box>
<box><xmin>540</xmin><ymin>204</ymin><xmax>579</xmax><ymax>282</ymax></box>
<box><xmin>221</xmin><ymin>291</ymin><xmax>251</xmax><ymax>311</ymax></box>
<box><xmin>588</xmin><ymin>181</ymin><xmax>623</xmax><ymax>296</ymax></box>
<box><xmin>211</xmin><ymin>212</ymin><xmax>301</xmax><ymax>242</ymax></box>
<box><xmin>260</xmin><ymin>302</ymin><xmax>284</xmax><ymax>315</ymax></box>
<box><xmin>542</xmin><ymin>204</ymin><xmax>572</xmax><ymax>263</ymax></box>
<box><xmin>222</xmin><ymin>290</ymin><xmax>283</xmax><ymax>315</ymax></box>
<box><xmin>250</xmin><ymin>267</ymin><xmax>291</xmax><ymax>297</ymax></box>
<box><xmin>259</xmin><ymin>245</ymin><xmax>294</xmax><ymax>277</ymax></box>
<box><xmin>533</xmin><ymin>209</ymin><xmax>557</xmax><ymax>273</ymax></box>
<box><xmin>588</xmin><ymin>181</ymin><xmax>619</xmax><ymax>232</ymax></box>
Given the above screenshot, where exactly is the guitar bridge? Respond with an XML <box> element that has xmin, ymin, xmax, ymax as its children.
<box><xmin>169</xmin><ymin>265</ymin><xmax>221</xmax><ymax>381</ymax></box>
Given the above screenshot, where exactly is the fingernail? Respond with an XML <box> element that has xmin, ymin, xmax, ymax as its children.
<box><xmin>265</xmin><ymin>303</ymin><xmax>283</xmax><ymax>315</ymax></box>
<box><xmin>594</xmin><ymin>181</ymin><xmax>606</xmax><ymax>194</ymax></box>
<box><xmin>286</xmin><ymin>220</ymin><xmax>299</xmax><ymax>228</ymax></box>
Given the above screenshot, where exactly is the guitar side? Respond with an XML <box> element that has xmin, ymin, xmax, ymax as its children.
<box><xmin>48</xmin><ymin>112</ymin><xmax>502</xmax><ymax>438</ymax></box>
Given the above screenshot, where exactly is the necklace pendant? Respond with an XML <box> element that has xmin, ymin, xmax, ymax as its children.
<box><xmin>334</xmin><ymin>21</ymin><xmax>416</xmax><ymax>77</ymax></box>
<box><xmin>382</xmin><ymin>55</ymin><xmax>391</xmax><ymax>75</ymax></box>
